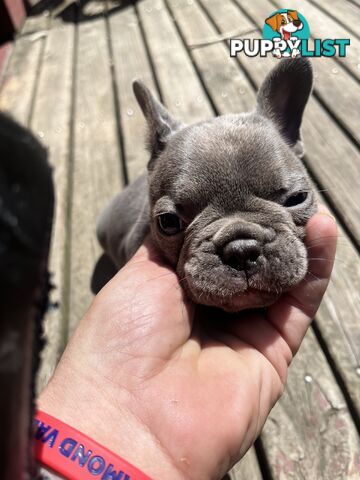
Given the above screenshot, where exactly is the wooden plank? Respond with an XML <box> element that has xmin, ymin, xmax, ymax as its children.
<box><xmin>0</xmin><ymin>42</ymin><xmax>12</xmax><ymax>80</ymax></box>
<box><xmin>227</xmin><ymin>448</ymin><xmax>262</xmax><ymax>480</ymax></box>
<box><xmin>233</xmin><ymin>0</ymin><xmax>360</xmax><ymax>146</ymax></box>
<box><xmin>348</xmin><ymin>0</ymin><xmax>360</xmax><ymax>8</ymax></box>
<box><xmin>261</xmin><ymin>328</ymin><xmax>360</xmax><ymax>479</ymax></box>
<box><xmin>309</xmin><ymin>0</ymin><xmax>360</xmax><ymax>39</ymax></box>
<box><xmin>0</xmin><ymin>18</ymin><xmax>46</xmax><ymax>124</ymax></box>
<box><xmin>108</xmin><ymin>4</ymin><xmax>157</xmax><ymax>182</ymax></box>
<box><xmin>301</xmin><ymin>55</ymin><xmax>359</xmax><ymax>146</ymax></box>
<box><xmin>300</xmin><ymin>98</ymin><xmax>360</xmax><ymax>242</ymax></box>
<box><xmin>68</xmin><ymin>3</ymin><xmax>123</xmax><ymax>336</ymax></box>
<box><xmin>20</xmin><ymin>11</ymin><xmax>49</xmax><ymax>35</ymax></box>
<box><xmin>200</xmin><ymin>0</ymin><xmax>360</xmax><ymax>416</ymax></box>
<box><xmin>315</xmin><ymin>219</ymin><xmax>360</xmax><ymax>418</ymax></box>
<box><xmin>31</xmin><ymin>14</ymin><xmax>75</xmax><ymax>391</ymax></box>
<box><xmin>166</xmin><ymin>0</ymin><xmax>255</xmax><ymax>114</ymax></box>
<box><xmin>137</xmin><ymin>0</ymin><xmax>213</xmax><ymax>122</ymax></box>
<box><xmin>201</xmin><ymin>0</ymin><xmax>360</xmax><ymax>244</ymax></box>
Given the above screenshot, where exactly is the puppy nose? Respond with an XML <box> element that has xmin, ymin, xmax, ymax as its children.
<box><xmin>293</xmin><ymin>19</ymin><xmax>301</xmax><ymax>27</ymax></box>
<box><xmin>221</xmin><ymin>239</ymin><xmax>261</xmax><ymax>271</ymax></box>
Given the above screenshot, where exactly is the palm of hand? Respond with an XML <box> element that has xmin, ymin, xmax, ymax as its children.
<box><xmin>40</xmin><ymin>210</ymin><xmax>336</xmax><ymax>480</ymax></box>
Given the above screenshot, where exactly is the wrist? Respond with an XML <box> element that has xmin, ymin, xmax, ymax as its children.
<box><xmin>37</xmin><ymin>360</ymin><xmax>185</xmax><ymax>480</ymax></box>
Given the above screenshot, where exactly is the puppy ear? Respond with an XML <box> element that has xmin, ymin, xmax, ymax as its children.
<box><xmin>256</xmin><ymin>58</ymin><xmax>313</xmax><ymax>156</ymax></box>
<box><xmin>265</xmin><ymin>13</ymin><xmax>280</xmax><ymax>32</ymax></box>
<box><xmin>133</xmin><ymin>80</ymin><xmax>183</xmax><ymax>166</ymax></box>
<box><xmin>288</xmin><ymin>10</ymin><xmax>298</xmax><ymax>21</ymax></box>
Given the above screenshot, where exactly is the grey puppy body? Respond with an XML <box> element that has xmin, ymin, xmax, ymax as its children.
<box><xmin>97</xmin><ymin>58</ymin><xmax>316</xmax><ymax>312</ymax></box>
<box><xmin>97</xmin><ymin>173</ymin><xmax>150</xmax><ymax>267</ymax></box>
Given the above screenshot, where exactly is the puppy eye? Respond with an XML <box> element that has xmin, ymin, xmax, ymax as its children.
<box><xmin>158</xmin><ymin>213</ymin><xmax>183</xmax><ymax>236</ymax></box>
<box><xmin>284</xmin><ymin>191</ymin><xmax>308</xmax><ymax>208</ymax></box>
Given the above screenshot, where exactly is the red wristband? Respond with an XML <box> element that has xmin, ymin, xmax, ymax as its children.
<box><xmin>33</xmin><ymin>410</ymin><xmax>153</xmax><ymax>480</ymax></box>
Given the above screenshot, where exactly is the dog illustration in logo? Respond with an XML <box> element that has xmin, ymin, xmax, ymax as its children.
<box><xmin>265</xmin><ymin>10</ymin><xmax>303</xmax><ymax>58</ymax></box>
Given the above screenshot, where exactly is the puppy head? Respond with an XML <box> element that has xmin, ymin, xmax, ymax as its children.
<box><xmin>134</xmin><ymin>58</ymin><xmax>316</xmax><ymax>312</ymax></box>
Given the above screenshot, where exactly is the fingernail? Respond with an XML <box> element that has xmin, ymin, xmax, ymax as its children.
<box><xmin>317</xmin><ymin>205</ymin><xmax>336</xmax><ymax>221</ymax></box>
<box><xmin>317</xmin><ymin>211</ymin><xmax>336</xmax><ymax>222</ymax></box>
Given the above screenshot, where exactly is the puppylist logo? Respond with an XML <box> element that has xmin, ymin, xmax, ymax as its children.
<box><xmin>230</xmin><ymin>9</ymin><xmax>350</xmax><ymax>58</ymax></box>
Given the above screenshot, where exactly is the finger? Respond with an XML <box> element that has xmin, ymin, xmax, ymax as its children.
<box><xmin>127</xmin><ymin>235</ymin><xmax>166</xmax><ymax>264</ymax></box>
<box><xmin>267</xmin><ymin>206</ymin><xmax>337</xmax><ymax>354</ymax></box>
<box><xmin>222</xmin><ymin>312</ymin><xmax>293</xmax><ymax>385</ymax></box>
<box><xmin>95</xmin><ymin>235</ymin><xmax>195</xmax><ymax>351</ymax></box>
<box><xmin>110</xmin><ymin>235</ymin><xmax>176</xmax><ymax>287</ymax></box>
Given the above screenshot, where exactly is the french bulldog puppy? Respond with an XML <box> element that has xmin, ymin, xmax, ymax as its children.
<box><xmin>97</xmin><ymin>58</ymin><xmax>316</xmax><ymax>312</ymax></box>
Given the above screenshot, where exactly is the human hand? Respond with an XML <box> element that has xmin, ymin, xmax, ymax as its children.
<box><xmin>39</xmin><ymin>206</ymin><xmax>336</xmax><ymax>480</ymax></box>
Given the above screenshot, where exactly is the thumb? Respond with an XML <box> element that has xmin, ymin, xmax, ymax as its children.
<box><xmin>267</xmin><ymin>205</ymin><xmax>337</xmax><ymax>354</ymax></box>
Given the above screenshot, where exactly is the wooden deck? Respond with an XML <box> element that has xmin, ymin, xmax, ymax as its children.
<box><xmin>1</xmin><ymin>0</ymin><xmax>359</xmax><ymax>478</ymax></box>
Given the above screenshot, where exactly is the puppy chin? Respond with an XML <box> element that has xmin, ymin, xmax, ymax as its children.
<box><xmin>184</xmin><ymin>280</ymin><xmax>280</xmax><ymax>312</ymax></box>
<box><xmin>220</xmin><ymin>289</ymin><xmax>281</xmax><ymax>312</ymax></box>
